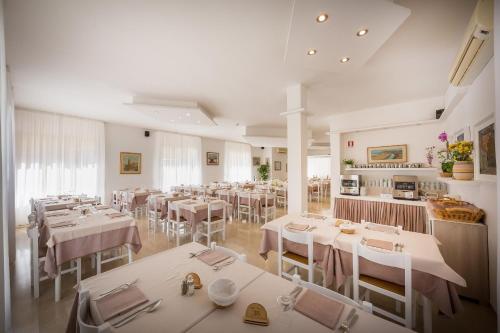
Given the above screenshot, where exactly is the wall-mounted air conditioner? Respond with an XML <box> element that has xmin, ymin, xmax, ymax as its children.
<box><xmin>448</xmin><ymin>0</ymin><xmax>493</xmax><ymax>86</ymax></box>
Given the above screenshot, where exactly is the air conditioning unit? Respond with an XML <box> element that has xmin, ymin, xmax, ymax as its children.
<box><xmin>448</xmin><ymin>0</ymin><xmax>493</xmax><ymax>86</ymax></box>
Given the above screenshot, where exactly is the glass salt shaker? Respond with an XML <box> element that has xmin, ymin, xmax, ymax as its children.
<box><xmin>186</xmin><ymin>275</ymin><xmax>195</xmax><ymax>296</ymax></box>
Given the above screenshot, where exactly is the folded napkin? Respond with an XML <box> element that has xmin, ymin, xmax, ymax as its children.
<box><xmin>286</xmin><ymin>223</ymin><xmax>310</xmax><ymax>232</ymax></box>
<box><xmin>95</xmin><ymin>205</ymin><xmax>111</xmax><ymax>210</ymax></box>
<box><xmin>366</xmin><ymin>238</ymin><xmax>394</xmax><ymax>251</ymax></box>
<box><xmin>182</xmin><ymin>201</ymin><xmax>197</xmax><ymax>205</ymax></box>
<box><xmin>96</xmin><ymin>285</ymin><xmax>149</xmax><ymax>321</ymax></box>
<box><xmin>49</xmin><ymin>219</ymin><xmax>76</xmax><ymax>228</ymax></box>
<box><xmin>196</xmin><ymin>250</ymin><xmax>230</xmax><ymax>266</ymax></box>
<box><xmin>294</xmin><ymin>290</ymin><xmax>345</xmax><ymax>329</ymax></box>
<box><xmin>106</xmin><ymin>212</ymin><xmax>127</xmax><ymax>219</ymax></box>
<box><xmin>45</xmin><ymin>210</ymin><xmax>69</xmax><ymax>217</ymax></box>
<box><xmin>366</xmin><ymin>224</ymin><xmax>397</xmax><ymax>234</ymax></box>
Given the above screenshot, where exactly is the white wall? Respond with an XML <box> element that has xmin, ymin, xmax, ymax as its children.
<box><xmin>104</xmin><ymin>123</ymin><xmax>155</xmax><ymax>203</ymax></box>
<box><xmin>495</xmin><ymin>0</ymin><xmax>500</xmax><ymax>319</ymax></box>
<box><xmin>444</xmin><ymin>59</ymin><xmax>497</xmax><ymax>310</ymax></box>
<box><xmin>271</xmin><ymin>148</ymin><xmax>287</xmax><ymax>180</ymax></box>
<box><xmin>201</xmin><ymin>138</ymin><xmax>224</xmax><ymax>184</ymax></box>
<box><xmin>341</xmin><ymin>122</ymin><xmax>440</xmax><ymax>166</ymax></box>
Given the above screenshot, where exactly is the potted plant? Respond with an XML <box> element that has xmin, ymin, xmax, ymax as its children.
<box><xmin>437</xmin><ymin>131</ymin><xmax>454</xmax><ymax>177</ymax></box>
<box><xmin>342</xmin><ymin>158</ymin><xmax>355</xmax><ymax>169</ymax></box>
<box><xmin>449</xmin><ymin>141</ymin><xmax>474</xmax><ymax>180</ymax></box>
<box><xmin>257</xmin><ymin>162</ymin><xmax>270</xmax><ymax>181</ymax></box>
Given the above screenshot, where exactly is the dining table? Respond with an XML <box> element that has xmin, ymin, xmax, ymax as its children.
<box><xmin>29</xmin><ymin>205</ymin><xmax>142</xmax><ymax>301</ymax></box>
<box><xmin>149</xmin><ymin>193</ymin><xmax>191</xmax><ymax>219</ymax></box>
<box><xmin>33</xmin><ymin>196</ymin><xmax>98</xmax><ymax>226</ymax></box>
<box><xmin>259</xmin><ymin>213</ymin><xmax>467</xmax><ymax>333</ymax></box>
<box><xmin>168</xmin><ymin>198</ymin><xmax>225</xmax><ymax>233</ymax></box>
<box><xmin>67</xmin><ymin>242</ymin><xmax>412</xmax><ymax>333</ymax></box>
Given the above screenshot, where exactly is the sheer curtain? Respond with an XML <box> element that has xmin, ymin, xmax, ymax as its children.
<box><xmin>15</xmin><ymin>110</ymin><xmax>105</xmax><ymax>225</ymax></box>
<box><xmin>154</xmin><ymin>131</ymin><xmax>202</xmax><ymax>191</ymax></box>
<box><xmin>307</xmin><ymin>155</ymin><xmax>331</xmax><ymax>178</ymax></box>
<box><xmin>224</xmin><ymin>141</ymin><xmax>251</xmax><ymax>182</ymax></box>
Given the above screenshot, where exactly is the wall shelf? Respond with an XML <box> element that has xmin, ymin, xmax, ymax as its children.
<box><xmin>436</xmin><ymin>177</ymin><xmax>496</xmax><ymax>186</ymax></box>
<box><xmin>344</xmin><ymin>167</ymin><xmax>438</xmax><ymax>172</ymax></box>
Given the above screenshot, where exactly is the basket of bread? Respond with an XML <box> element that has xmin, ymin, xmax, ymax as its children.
<box><xmin>429</xmin><ymin>197</ymin><xmax>484</xmax><ymax>223</ymax></box>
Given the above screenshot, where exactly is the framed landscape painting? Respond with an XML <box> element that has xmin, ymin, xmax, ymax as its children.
<box><xmin>252</xmin><ymin>157</ymin><xmax>261</xmax><ymax>166</ymax></box>
<box><xmin>207</xmin><ymin>152</ymin><xmax>219</xmax><ymax>165</ymax></box>
<box><xmin>367</xmin><ymin>144</ymin><xmax>407</xmax><ymax>164</ymax></box>
<box><xmin>120</xmin><ymin>152</ymin><xmax>141</xmax><ymax>174</ymax></box>
<box><xmin>475</xmin><ymin>118</ymin><xmax>496</xmax><ymax>178</ymax></box>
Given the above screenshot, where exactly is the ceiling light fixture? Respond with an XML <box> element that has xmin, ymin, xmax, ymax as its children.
<box><xmin>307</xmin><ymin>49</ymin><xmax>317</xmax><ymax>56</ymax></box>
<box><xmin>356</xmin><ymin>28</ymin><xmax>368</xmax><ymax>37</ymax></box>
<box><xmin>316</xmin><ymin>13</ymin><xmax>328</xmax><ymax>23</ymax></box>
<box><xmin>340</xmin><ymin>57</ymin><xmax>350</xmax><ymax>63</ymax></box>
<box><xmin>186</xmin><ymin>112</ymin><xmax>191</xmax><ymax>117</ymax></box>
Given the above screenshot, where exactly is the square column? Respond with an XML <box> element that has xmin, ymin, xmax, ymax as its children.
<box><xmin>282</xmin><ymin>84</ymin><xmax>308</xmax><ymax>213</ymax></box>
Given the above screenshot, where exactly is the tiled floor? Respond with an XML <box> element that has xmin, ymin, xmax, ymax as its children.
<box><xmin>10</xmin><ymin>200</ymin><xmax>497</xmax><ymax>332</ymax></box>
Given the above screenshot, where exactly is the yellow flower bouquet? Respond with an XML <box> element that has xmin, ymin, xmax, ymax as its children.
<box><xmin>448</xmin><ymin>141</ymin><xmax>473</xmax><ymax>161</ymax></box>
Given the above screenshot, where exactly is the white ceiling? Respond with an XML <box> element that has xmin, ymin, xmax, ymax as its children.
<box><xmin>4</xmin><ymin>0</ymin><xmax>476</xmax><ymax>143</ymax></box>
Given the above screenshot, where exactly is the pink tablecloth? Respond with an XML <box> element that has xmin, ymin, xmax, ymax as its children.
<box><xmin>44</xmin><ymin>225</ymin><xmax>142</xmax><ymax>278</ymax></box>
<box><xmin>333</xmin><ymin>197</ymin><xmax>427</xmax><ymax>233</ymax></box>
<box><xmin>259</xmin><ymin>229</ymin><xmax>335</xmax><ymax>287</ymax></box>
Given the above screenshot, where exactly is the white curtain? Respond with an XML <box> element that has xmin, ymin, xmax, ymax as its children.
<box><xmin>307</xmin><ymin>155</ymin><xmax>331</xmax><ymax>178</ymax></box>
<box><xmin>15</xmin><ymin>110</ymin><xmax>105</xmax><ymax>225</ymax></box>
<box><xmin>154</xmin><ymin>131</ymin><xmax>202</xmax><ymax>191</ymax></box>
<box><xmin>224</xmin><ymin>141</ymin><xmax>251</xmax><ymax>182</ymax></box>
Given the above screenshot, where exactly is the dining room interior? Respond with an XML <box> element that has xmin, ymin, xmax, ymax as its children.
<box><xmin>0</xmin><ymin>0</ymin><xmax>500</xmax><ymax>332</ymax></box>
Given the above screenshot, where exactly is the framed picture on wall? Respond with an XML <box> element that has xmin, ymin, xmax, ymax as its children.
<box><xmin>367</xmin><ymin>144</ymin><xmax>407</xmax><ymax>164</ymax></box>
<box><xmin>474</xmin><ymin>116</ymin><xmax>496</xmax><ymax>179</ymax></box>
<box><xmin>120</xmin><ymin>152</ymin><xmax>142</xmax><ymax>174</ymax></box>
<box><xmin>206</xmin><ymin>152</ymin><xmax>219</xmax><ymax>165</ymax></box>
<box><xmin>252</xmin><ymin>157</ymin><xmax>261</xmax><ymax>166</ymax></box>
<box><xmin>274</xmin><ymin>161</ymin><xmax>281</xmax><ymax>171</ymax></box>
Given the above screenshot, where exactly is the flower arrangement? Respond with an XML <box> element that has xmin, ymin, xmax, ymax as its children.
<box><xmin>437</xmin><ymin>131</ymin><xmax>454</xmax><ymax>174</ymax></box>
<box><xmin>342</xmin><ymin>158</ymin><xmax>355</xmax><ymax>166</ymax></box>
<box><xmin>449</xmin><ymin>141</ymin><xmax>473</xmax><ymax>161</ymax></box>
<box><xmin>425</xmin><ymin>146</ymin><xmax>435</xmax><ymax>166</ymax></box>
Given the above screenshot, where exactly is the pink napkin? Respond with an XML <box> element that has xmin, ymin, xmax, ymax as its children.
<box><xmin>366</xmin><ymin>239</ymin><xmax>394</xmax><ymax>251</ymax></box>
<box><xmin>106</xmin><ymin>212</ymin><xmax>127</xmax><ymax>219</ymax></box>
<box><xmin>196</xmin><ymin>250</ymin><xmax>230</xmax><ymax>266</ymax></box>
<box><xmin>46</xmin><ymin>210</ymin><xmax>69</xmax><ymax>217</ymax></box>
<box><xmin>49</xmin><ymin>219</ymin><xmax>76</xmax><ymax>228</ymax></box>
<box><xmin>286</xmin><ymin>223</ymin><xmax>310</xmax><ymax>232</ymax></box>
<box><xmin>366</xmin><ymin>224</ymin><xmax>397</xmax><ymax>234</ymax></box>
<box><xmin>95</xmin><ymin>205</ymin><xmax>110</xmax><ymax>210</ymax></box>
<box><xmin>294</xmin><ymin>290</ymin><xmax>345</xmax><ymax>329</ymax></box>
<box><xmin>96</xmin><ymin>285</ymin><xmax>149</xmax><ymax>321</ymax></box>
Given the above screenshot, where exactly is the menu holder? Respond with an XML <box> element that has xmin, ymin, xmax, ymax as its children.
<box><xmin>243</xmin><ymin>303</ymin><xmax>269</xmax><ymax>326</ymax></box>
<box><xmin>186</xmin><ymin>273</ymin><xmax>202</xmax><ymax>289</ymax></box>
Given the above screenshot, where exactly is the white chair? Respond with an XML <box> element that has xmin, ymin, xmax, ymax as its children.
<box><xmin>309</xmin><ymin>183</ymin><xmax>321</xmax><ymax>203</ymax></box>
<box><xmin>210</xmin><ymin>242</ymin><xmax>246</xmax><ymax>262</ymax></box>
<box><xmin>277</xmin><ymin>224</ymin><xmax>325</xmax><ymax>286</ymax></box>
<box><xmin>95</xmin><ymin>245</ymin><xmax>133</xmax><ymax>275</ymax></box>
<box><xmin>77</xmin><ymin>289</ymin><xmax>112</xmax><ymax>333</ymax></box>
<box><xmin>217</xmin><ymin>190</ymin><xmax>234</xmax><ymax>222</ymax></box>
<box><xmin>276</xmin><ymin>187</ymin><xmax>287</xmax><ymax>208</ymax></box>
<box><xmin>237</xmin><ymin>191</ymin><xmax>252</xmax><ymax>222</ymax></box>
<box><xmin>167</xmin><ymin>202</ymin><xmax>191</xmax><ymax>246</ymax></box>
<box><xmin>147</xmin><ymin>195</ymin><xmax>163</xmax><ymax>232</ymax></box>
<box><xmin>291</xmin><ymin>274</ymin><xmax>373</xmax><ymax>314</ymax></box>
<box><xmin>257</xmin><ymin>193</ymin><xmax>276</xmax><ymax>223</ymax></box>
<box><xmin>197</xmin><ymin>201</ymin><xmax>226</xmax><ymax>246</ymax></box>
<box><xmin>352</xmin><ymin>241</ymin><xmax>413</xmax><ymax>328</ymax></box>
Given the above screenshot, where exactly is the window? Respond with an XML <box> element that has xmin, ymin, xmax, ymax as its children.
<box><xmin>154</xmin><ymin>131</ymin><xmax>202</xmax><ymax>191</ymax></box>
<box><xmin>307</xmin><ymin>155</ymin><xmax>331</xmax><ymax>178</ymax></box>
<box><xmin>224</xmin><ymin>141</ymin><xmax>251</xmax><ymax>182</ymax></box>
<box><xmin>15</xmin><ymin>110</ymin><xmax>105</xmax><ymax>225</ymax></box>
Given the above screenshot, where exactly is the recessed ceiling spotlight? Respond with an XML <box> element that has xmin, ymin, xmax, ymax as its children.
<box><xmin>185</xmin><ymin>112</ymin><xmax>191</xmax><ymax>117</ymax></box>
<box><xmin>340</xmin><ymin>57</ymin><xmax>350</xmax><ymax>63</ymax></box>
<box><xmin>316</xmin><ymin>13</ymin><xmax>328</xmax><ymax>23</ymax></box>
<box><xmin>170</xmin><ymin>119</ymin><xmax>174</xmax><ymax>122</ymax></box>
<box><xmin>307</xmin><ymin>49</ymin><xmax>317</xmax><ymax>56</ymax></box>
<box><xmin>356</xmin><ymin>28</ymin><xmax>368</xmax><ymax>37</ymax></box>
<box><xmin>196</xmin><ymin>120</ymin><xmax>201</xmax><ymax>124</ymax></box>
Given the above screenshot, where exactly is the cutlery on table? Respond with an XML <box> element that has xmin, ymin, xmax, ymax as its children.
<box><xmin>189</xmin><ymin>249</ymin><xmax>210</xmax><ymax>258</ymax></box>
<box><xmin>94</xmin><ymin>278</ymin><xmax>139</xmax><ymax>300</ymax></box>
<box><xmin>213</xmin><ymin>258</ymin><xmax>236</xmax><ymax>271</ymax></box>
<box><xmin>112</xmin><ymin>299</ymin><xmax>162</xmax><ymax>328</ymax></box>
<box><xmin>51</xmin><ymin>223</ymin><xmax>77</xmax><ymax>228</ymax></box>
<box><xmin>338</xmin><ymin>308</ymin><xmax>356</xmax><ymax>332</ymax></box>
